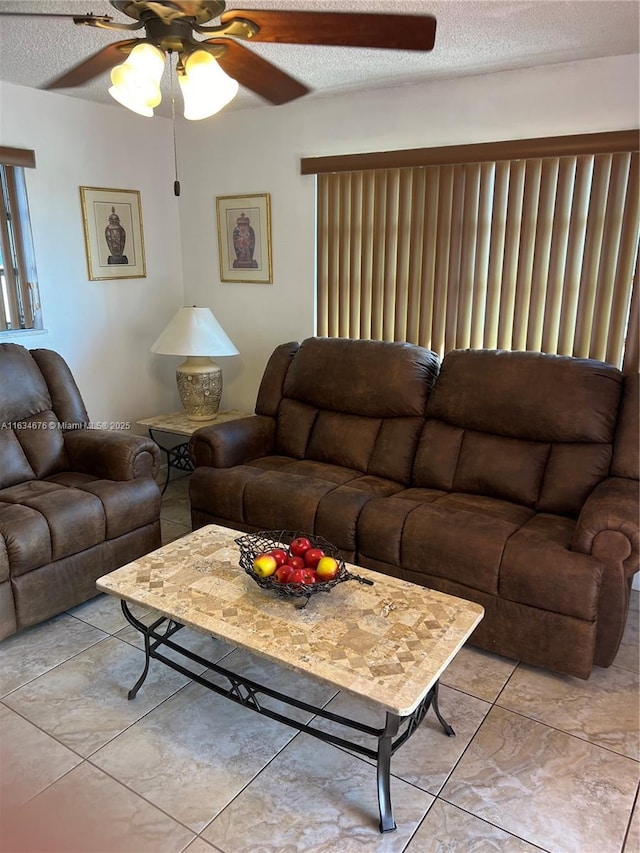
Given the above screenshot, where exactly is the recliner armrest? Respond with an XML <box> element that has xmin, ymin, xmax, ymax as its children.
<box><xmin>63</xmin><ymin>429</ymin><xmax>160</xmax><ymax>481</ymax></box>
<box><xmin>573</xmin><ymin>476</ymin><xmax>640</xmax><ymax>578</ymax></box>
<box><xmin>189</xmin><ymin>416</ymin><xmax>275</xmax><ymax>469</ymax></box>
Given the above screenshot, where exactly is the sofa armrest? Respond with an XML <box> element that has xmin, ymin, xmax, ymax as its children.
<box><xmin>189</xmin><ymin>416</ymin><xmax>276</xmax><ymax>469</ymax></box>
<box><xmin>573</xmin><ymin>477</ymin><xmax>640</xmax><ymax>578</ymax></box>
<box><xmin>64</xmin><ymin>429</ymin><xmax>160</xmax><ymax>481</ymax></box>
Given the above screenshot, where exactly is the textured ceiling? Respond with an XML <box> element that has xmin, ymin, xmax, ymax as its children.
<box><xmin>0</xmin><ymin>0</ymin><xmax>638</xmax><ymax>118</ymax></box>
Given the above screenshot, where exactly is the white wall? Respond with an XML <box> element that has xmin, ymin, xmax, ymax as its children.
<box><xmin>0</xmin><ymin>81</ymin><xmax>185</xmax><ymax>425</ymax></box>
<box><xmin>1</xmin><ymin>53</ymin><xmax>638</xmax><ymax>419</ymax></box>
<box><xmin>178</xmin><ymin>52</ymin><xmax>640</xmax><ymax>413</ymax></box>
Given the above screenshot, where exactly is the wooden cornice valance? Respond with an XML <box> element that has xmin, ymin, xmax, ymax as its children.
<box><xmin>300</xmin><ymin>128</ymin><xmax>640</xmax><ymax>175</ymax></box>
<box><xmin>0</xmin><ymin>146</ymin><xmax>36</xmax><ymax>168</ymax></box>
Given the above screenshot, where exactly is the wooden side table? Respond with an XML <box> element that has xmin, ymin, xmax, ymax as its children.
<box><xmin>138</xmin><ymin>410</ymin><xmax>251</xmax><ymax>493</ymax></box>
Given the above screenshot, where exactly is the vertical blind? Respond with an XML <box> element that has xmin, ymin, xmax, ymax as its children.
<box><xmin>316</xmin><ymin>146</ymin><xmax>639</xmax><ymax>373</ymax></box>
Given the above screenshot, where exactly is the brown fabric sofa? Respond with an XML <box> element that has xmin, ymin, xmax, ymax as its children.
<box><xmin>0</xmin><ymin>344</ymin><xmax>162</xmax><ymax>640</ymax></box>
<box><xmin>189</xmin><ymin>337</ymin><xmax>639</xmax><ymax>679</ymax></box>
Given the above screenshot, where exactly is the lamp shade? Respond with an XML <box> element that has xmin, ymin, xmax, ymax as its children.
<box><xmin>108</xmin><ymin>43</ymin><xmax>165</xmax><ymax>117</ymax></box>
<box><xmin>178</xmin><ymin>50</ymin><xmax>239</xmax><ymax>120</ymax></box>
<box><xmin>151</xmin><ymin>306</ymin><xmax>239</xmax><ymax>357</ymax></box>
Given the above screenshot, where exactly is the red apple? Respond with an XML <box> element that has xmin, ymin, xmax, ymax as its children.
<box><xmin>274</xmin><ymin>565</ymin><xmax>293</xmax><ymax>584</ymax></box>
<box><xmin>287</xmin><ymin>556</ymin><xmax>305</xmax><ymax>570</ymax></box>
<box><xmin>252</xmin><ymin>553</ymin><xmax>278</xmax><ymax>578</ymax></box>
<box><xmin>289</xmin><ymin>536</ymin><xmax>312</xmax><ymax>558</ymax></box>
<box><xmin>304</xmin><ymin>548</ymin><xmax>325</xmax><ymax>568</ymax></box>
<box><xmin>288</xmin><ymin>567</ymin><xmax>318</xmax><ymax>586</ymax></box>
<box><xmin>316</xmin><ymin>556</ymin><xmax>340</xmax><ymax>580</ymax></box>
<box><xmin>286</xmin><ymin>567</ymin><xmax>307</xmax><ymax>586</ymax></box>
<box><xmin>269</xmin><ymin>548</ymin><xmax>289</xmax><ymax>567</ymax></box>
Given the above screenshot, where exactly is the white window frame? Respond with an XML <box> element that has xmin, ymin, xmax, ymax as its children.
<box><xmin>0</xmin><ymin>146</ymin><xmax>42</xmax><ymax>333</ymax></box>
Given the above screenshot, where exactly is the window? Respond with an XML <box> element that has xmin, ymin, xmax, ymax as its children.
<box><xmin>0</xmin><ymin>146</ymin><xmax>42</xmax><ymax>332</ymax></box>
<box><xmin>305</xmin><ymin>130</ymin><xmax>639</xmax><ymax>374</ymax></box>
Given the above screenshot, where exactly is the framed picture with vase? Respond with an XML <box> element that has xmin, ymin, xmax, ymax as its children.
<box><xmin>216</xmin><ymin>192</ymin><xmax>272</xmax><ymax>283</ymax></box>
<box><xmin>80</xmin><ymin>187</ymin><xmax>146</xmax><ymax>280</ymax></box>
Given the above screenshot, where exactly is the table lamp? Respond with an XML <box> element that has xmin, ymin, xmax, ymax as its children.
<box><xmin>151</xmin><ymin>306</ymin><xmax>239</xmax><ymax>421</ymax></box>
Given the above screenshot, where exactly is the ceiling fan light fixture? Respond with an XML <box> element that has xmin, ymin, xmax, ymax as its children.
<box><xmin>178</xmin><ymin>49</ymin><xmax>239</xmax><ymax>121</ymax></box>
<box><xmin>108</xmin><ymin>42</ymin><xmax>165</xmax><ymax>116</ymax></box>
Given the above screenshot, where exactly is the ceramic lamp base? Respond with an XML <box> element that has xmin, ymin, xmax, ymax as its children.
<box><xmin>176</xmin><ymin>357</ymin><xmax>222</xmax><ymax>421</ymax></box>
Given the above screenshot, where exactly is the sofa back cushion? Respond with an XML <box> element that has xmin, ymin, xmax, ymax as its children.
<box><xmin>0</xmin><ymin>343</ymin><xmax>51</xmax><ymax>422</ymax></box>
<box><xmin>306</xmin><ymin>410</ymin><xmax>381</xmax><ymax>471</ymax></box>
<box><xmin>0</xmin><ymin>429</ymin><xmax>35</xmax><ymax>487</ymax></box>
<box><xmin>14</xmin><ymin>411</ymin><xmax>67</xmax><ymax>478</ymax></box>
<box><xmin>0</xmin><ymin>345</ymin><xmax>76</xmax><ymax>483</ymax></box>
<box><xmin>255</xmin><ymin>342</ymin><xmax>300</xmax><ymax>418</ymax></box>
<box><xmin>414</xmin><ymin>349</ymin><xmax>623</xmax><ymax>516</ymax></box>
<box><xmin>30</xmin><ymin>349</ymin><xmax>89</xmax><ymax>427</ymax></box>
<box><xmin>275</xmin><ymin>337</ymin><xmax>439</xmax><ymax>483</ymax></box>
<box><xmin>282</xmin><ymin>337</ymin><xmax>438</xmax><ymax>417</ymax></box>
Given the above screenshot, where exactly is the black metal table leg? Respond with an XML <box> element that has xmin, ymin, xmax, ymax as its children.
<box><xmin>120</xmin><ymin>600</ymin><xmax>171</xmax><ymax>699</ymax></box>
<box><xmin>128</xmin><ymin>629</ymin><xmax>151</xmax><ymax>700</ymax></box>
<box><xmin>148</xmin><ymin>429</ymin><xmax>194</xmax><ymax>495</ymax></box>
<box><xmin>377</xmin><ymin>712</ymin><xmax>401</xmax><ymax>832</ymax></box>
<box><xmin>432</xmin><ymin>681</ymin><xmax>456</xmax><ymax>737</ymax></box>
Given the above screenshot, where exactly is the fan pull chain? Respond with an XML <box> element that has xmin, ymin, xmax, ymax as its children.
<box><xmin>169</xmin><ymin>51</ymin><xmax>180</xmax><ymax>197</ymax></box>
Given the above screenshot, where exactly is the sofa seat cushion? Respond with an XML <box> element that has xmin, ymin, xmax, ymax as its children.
<box><xmin>191</xmin><ymin>464</ymin><xmax>269</xmax><ymax>525</ymax></box>
<box><xmin>243</xmin><ymin>469</ymin><xmax>333</xmax><ymax>532</ymax></box>
<box><xmin>46</xmin><ymin>474</ymin><xmax>161</xmax><ymax>539</ymax></box>
<box><xmin>239</xmin><ymin>455</ymin><xmax>300</xmax><ymax>472</ymax></box>
<box><xmin>402</xmin><ymin>495</ymin><xmax>534</xmax><ymax>595</ymax></box>
<box><xmin>359</xmin><ymin>491</ymin><xmax>535</xmax><ymax>595</ymax></box>
<box><xmin>0</xmin><ymin>500</ymin><xmax>54</xmax><ymax>575</ymax></box>
<box><xmin>430</xmin><ymin>492</ymin><xmax>536</xmax><ymax>526</ymax></box>
<box><xmin>271</xmin><ymin>459</ymin><xmax>361</xmax><ymax>484</ymax></box>
<box><xmin>359</xmin><ymin>490</ymin><xmax>603</xmax><ymax>620</ymax></box>
<box><xmin>499</xmin><ymin>514</ymin><xmax>603</xmax><ymax>620</ymax></box>
<box><xmin>242</xmin><ymin>465</ymin><xmax>362</xmax><ymax>534</ymax></box>
<box><xmin>190</xmin><ymin>459</ymin><xmax>402</xmax><ymax>552</ymax></box>
<box><xmin>190</xmin><ymin>457</ymin><xmax>363</xmax><ymax>525</ymax></box>
<box><xmin>45</xmin><ymin>472</ymin><xmax>98</xmax><ymax>487</ymax></box>
<box><xmin>0</xmin><ymin>481</ymin><xmax>106</xmax><ymax>569</ymax></box>
<box><xmin>313</xmin><ymin>475</ymin><xmax>405</xmax><ymax>552</ymax></box>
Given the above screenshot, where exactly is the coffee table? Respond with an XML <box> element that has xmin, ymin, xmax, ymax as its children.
<box><xmin>97</xmin><ymin>524</ymin><xmax>483</xmax><ymax>832</ymax></box>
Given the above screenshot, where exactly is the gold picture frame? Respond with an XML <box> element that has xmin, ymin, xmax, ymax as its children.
<box><xmin>216</xmin><ymin>192</ymin><xmax>272</xmax><ymax>283</ymax></box>
<box><xmin>80</xmin><ymin>186</ymin><xmax>146</xmax><ymax>280</ymax></box>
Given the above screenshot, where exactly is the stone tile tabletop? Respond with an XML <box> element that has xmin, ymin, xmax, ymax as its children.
<box><xmin>97</xmin><ymin>524</ymin><xmax>484</xmax><ymax>716</ymax></box>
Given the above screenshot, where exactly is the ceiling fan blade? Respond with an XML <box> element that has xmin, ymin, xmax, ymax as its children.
<box><xmin>0</xmin><ymin>12</ymin><xmax>112</xmax><ymax>22</ymax></box>
<box><xmin>203</xmin><ymin>38</ymin><xmax>309</xmax><ymax>105</ymax></box>
<box><xmin>43</xmin><ymin>40</ymin><xmax>138</xmax><ymax>90</ymax></box>
<box><xmin>221</xmin><ymin>10</ymin><xmax>437</xmax><ymax>51</ymax></box>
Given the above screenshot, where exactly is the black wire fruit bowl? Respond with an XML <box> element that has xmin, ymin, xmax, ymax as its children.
<box><xmin>236</xmin><ymin>530</ymin><xmax>373</xmax><ymax>603</ymax></box>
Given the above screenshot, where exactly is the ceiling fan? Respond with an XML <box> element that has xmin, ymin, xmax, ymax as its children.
<box><xmin>0</xmin><ymin>1</ymin><xmax>438</xmax><ymax>108</ymax></box>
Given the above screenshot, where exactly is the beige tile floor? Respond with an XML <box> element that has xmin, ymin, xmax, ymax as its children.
<box><xmin>0</xmin><ymin>473</ymin><xmax>638</xmax><ymax>853</ymax></box>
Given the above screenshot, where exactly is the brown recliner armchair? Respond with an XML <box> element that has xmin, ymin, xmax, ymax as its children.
<box><xmin>0</xmin><ymin>343</ymin><xmax>162</xmax><ymax>640</ymax></box>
